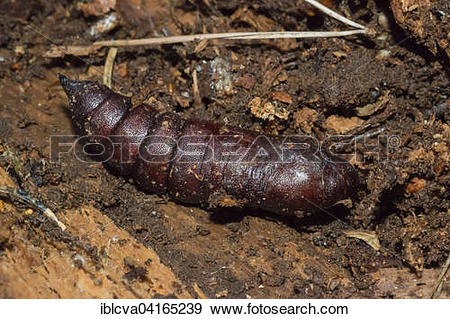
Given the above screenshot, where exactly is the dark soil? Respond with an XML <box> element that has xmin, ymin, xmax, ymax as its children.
<box><xmin>0</xmin><ymin>0</ymin><xmax>448</xmax><ymax>298</ymax></box>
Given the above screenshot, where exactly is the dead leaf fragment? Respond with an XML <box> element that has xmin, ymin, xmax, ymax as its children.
<box><xmin>355</xmin><ymin>91</ymin><xmax>391</xmax><ymax>117</ymax></box>
<box><xmin>115</xmin><ymin>62</ymin><xmax>128</xmax><ymax>78</ymax></box>
<box><xmin>294</xmin><ymin>107</ymin><xmax>318</xmax><ymax>134</ymax></box>
<box><xmin>406</xmin><ymin>177</ymin><xmax>426</xmax><ymax>193</ymax></box>
<box><xmin>248</xmin><ymin>97</ymin><xmax>289</xmax><ymax>121</ymax></box>
<box><xmin>218</xmin><ymin>197</ymin><xmax>238</xmax><ymax>208</ymax></box>
<box><xmin>77</xmin><ymin>0</ymin><xmax>116</xmax><ymax>17</ymax></box>
<box><xmin>332</xmin><ymin>51</ymin><xmax>347</xmax><ymax>58</ymax></box>
<box><xmin>344</xmin><ymin>230</ymin><xmax>381</xmax><ymax>251</ymax></box>
<box><xmin>324</xmin><ymin>115</ymin><xmax>364</xmax><ymax>134</ymax></box>
<box><xmin>271</xmin><ymin>91</ymin><xmax>292</xmax><ymax>104</ymax></box>
<box><xmin>248</xmin><ymin>97</ymin><xmax>262</xmax><ymax>113</ymax></box>
<box><xmin>235</xmin><ymin>74</ymin><xmax>256</xmax><ymax>89</ymax></box>
<box><xmin>407</xmin><ymin>147</ymin><xmax>434</xmax><ymax>163</ymax></box>
<box><xmin>215</xmin><ymin>289</ymin><xmax>228</xmax><ymax>298</ymax></box>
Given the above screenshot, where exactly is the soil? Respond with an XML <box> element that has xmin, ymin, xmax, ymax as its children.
<box><xmin>0</xmin><ymin>0</ymin><xmax>448</xmax><ymax>298</ymax></box>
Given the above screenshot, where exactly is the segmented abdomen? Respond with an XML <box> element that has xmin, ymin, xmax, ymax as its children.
<box><xmin>59</xmin><ymin>74</ymin><xmax>358</xmax><ymax>214</ymax></box>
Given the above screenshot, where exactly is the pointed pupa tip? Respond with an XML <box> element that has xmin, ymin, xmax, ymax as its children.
<box><xmin>58</xmin><ymin>73</ymin><xmax>73</xmax><ymax>93</ymax></box>
<box><xmin>58</xmin><ymin>73</ymin><xmax>69</xmax><ymax>86</ymax></box>
<box><xmin>58</xmin><ymin>73</ymin><xmax>83</xmax><ymax>98</ymax></box>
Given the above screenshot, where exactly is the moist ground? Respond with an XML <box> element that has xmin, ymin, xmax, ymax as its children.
<box><xmin>0</xmin><ymin>0</ymin><xmax>448</xmax><ymax>298</ymax></box>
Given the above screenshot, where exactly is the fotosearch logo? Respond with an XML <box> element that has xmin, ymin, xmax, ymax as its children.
<box><xmin>49</xmin><ymin>134</ymin><xmax>400</xmax><ymax>164</ymax></box>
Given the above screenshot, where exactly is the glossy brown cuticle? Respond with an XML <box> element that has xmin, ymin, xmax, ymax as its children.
<box><xmin>59</xmin><ymin>74</ymin><xmax>358</xmax><ymax>215</ymax></box>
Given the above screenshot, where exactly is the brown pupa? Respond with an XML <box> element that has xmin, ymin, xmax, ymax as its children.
<box><xmin>59</xmin><ymin>74</ymin><xmax>358</xmax><ymax>215</ymax></box>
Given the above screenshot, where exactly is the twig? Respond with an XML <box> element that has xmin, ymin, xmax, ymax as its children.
<box><xmin>431</xmin><ymin>254</ymin><xmax>450</xmax><ymax>298</ymax></box>
<box><xmin>192</xmin><ymin>67</ymin><xmax>201</xmax><ymax>106</ymax></box>
<box><xmin>333</xmin><ymin>127</ymin><xmax>386</xmax><ymax>152</ymax></box>
<box><xmin>103</xmin><ymin>47</ymin><xmax>118</xmax><ymax>88</ymax></box>
<box><xmin>0</xmin><ymin>186</ymin><xmax>67</xmax><ymax>231</ymax></box>
<box><xmin>303</xmin><ymin>0</ymin><xmax>367</xmax><ymax>31</ymax></box>
<box><xmin>93</xmin><ymin>30</ymin><xmax>367</xmax><ymax>48</ymax></box>
<box><xmin>44</xmin><ymin>2</ymin><xmax>368</xmax><ymax>57</ymax></box>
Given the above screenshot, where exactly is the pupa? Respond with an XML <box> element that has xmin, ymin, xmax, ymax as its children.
<box><xmin>59</xmin><ymin>74</ymin><xmax>358</xmax><ymax>215</ymax></box>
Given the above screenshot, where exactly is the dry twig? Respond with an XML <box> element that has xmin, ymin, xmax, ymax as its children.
<box><xmin>303</xmin><ymin>0</ymin><xmax>367</xmax><ymax>31</ymax></box>
<box><xmin>0</xmin><ymin>186</ymin><xmax>67</xmax><ymax>231</ymax></box>
<box><xmin>431</xmin><ymin>254</ymin><xmax>450</xmax><ymax>298</ymax></box>
<box><xmin>92</xmin><ymin>30</ymin><xmax>366</xmax><ymax>48</ymax></box>
<box><xmin>103</xmin><ymin>47</ymin><xmax>118</xmax><ymax>88</ymax></box>
<box><xmin>44</xmin><ymin>0</ymin><xmax>369</xmax><ymax>58</ymax></box>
